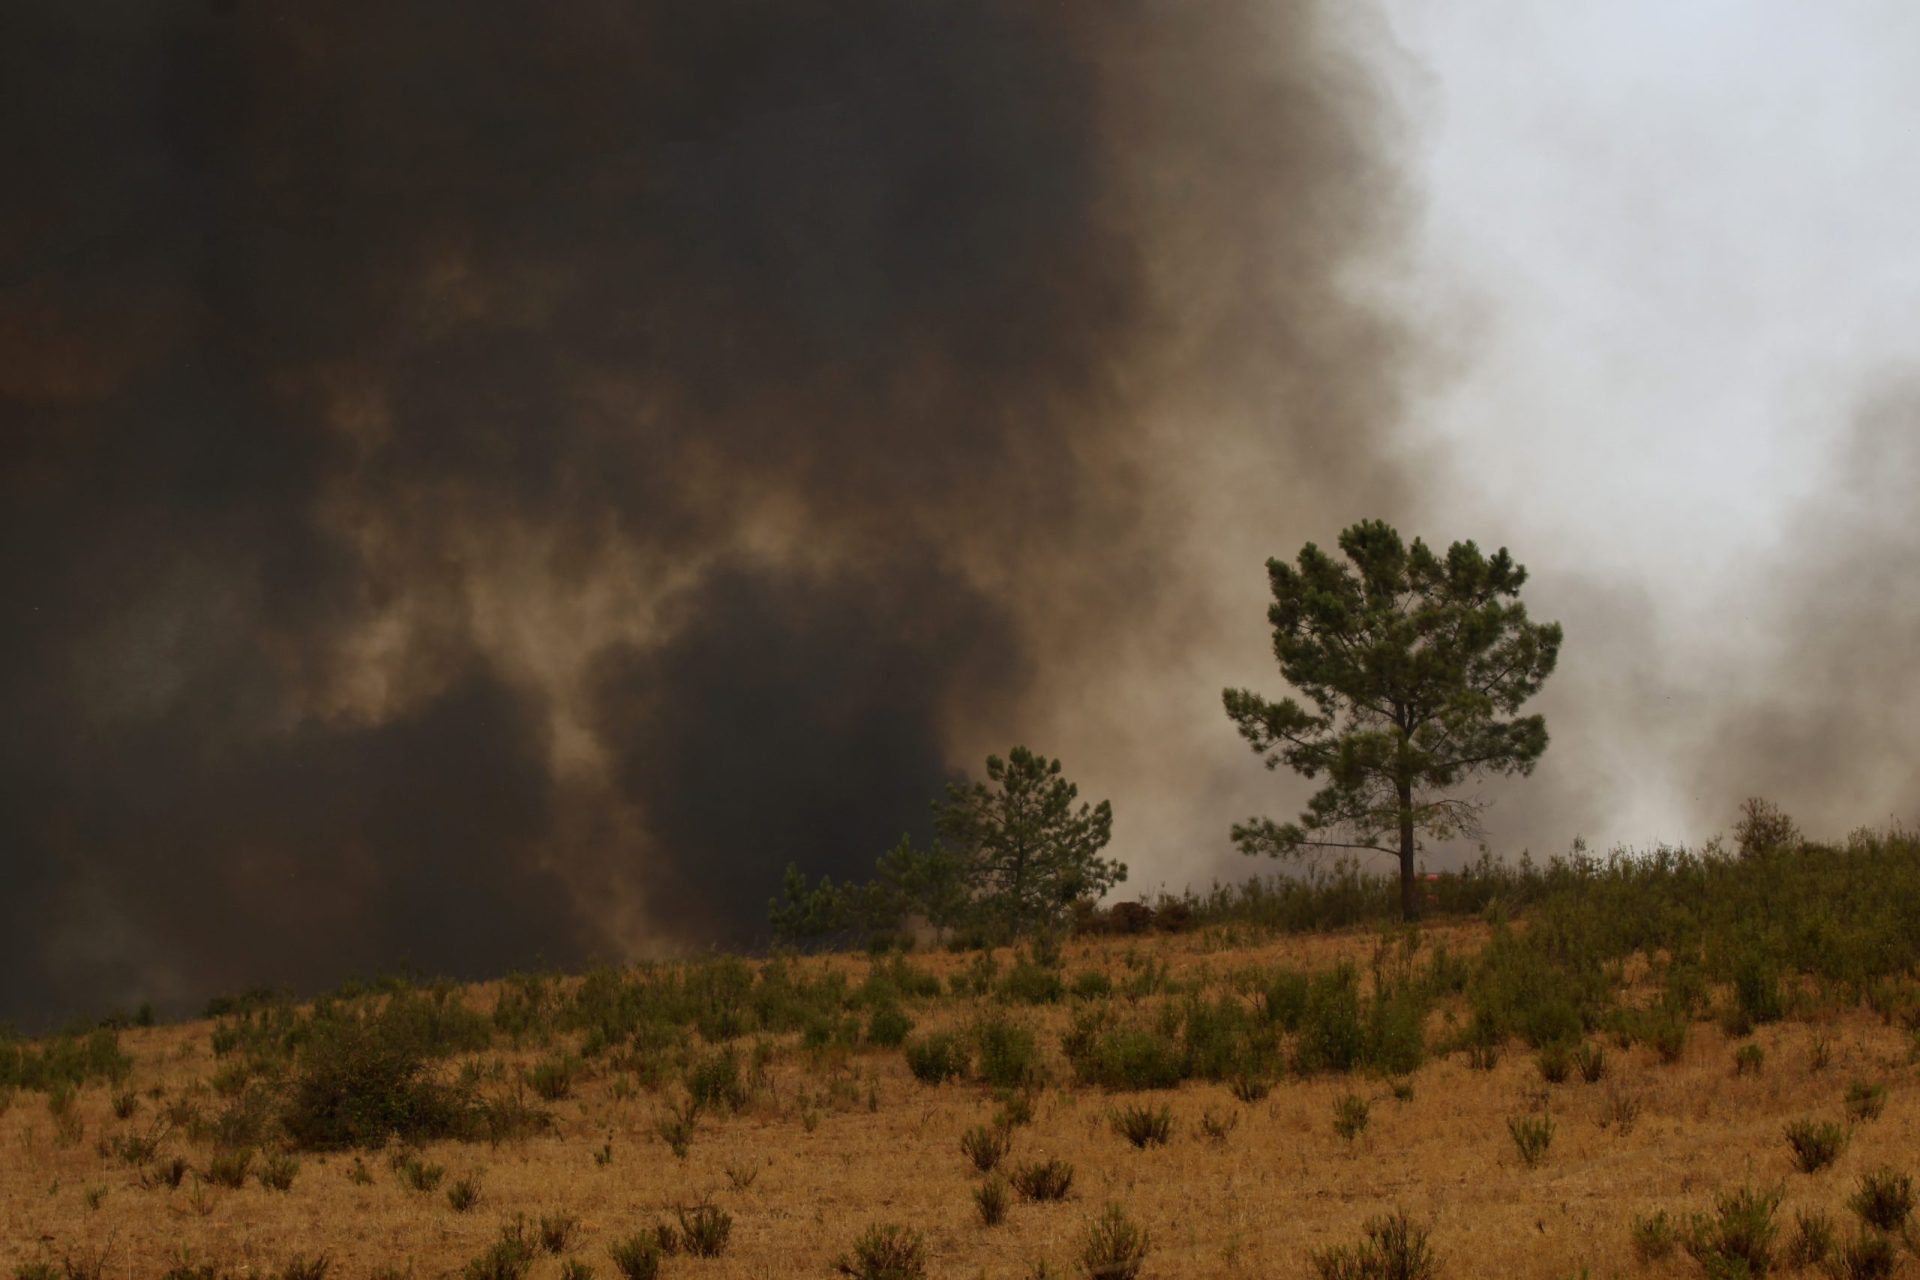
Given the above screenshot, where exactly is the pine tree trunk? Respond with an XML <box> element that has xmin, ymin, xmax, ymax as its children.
<box><xmin>1397</xmin><ymin>781</ymin><xmax>1417</xmax><ymax>921</ymax></box>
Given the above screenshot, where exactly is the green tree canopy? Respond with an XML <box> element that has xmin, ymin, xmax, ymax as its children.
<box><xmin>769</xmin><ymin>746</ymin><xmax>1122</xmax><ymax>944</ymax></box>
<box><xmin>1223</xmin><ymin>519</ymin><xmax>1562</xmax><ymax>919</ymax></box>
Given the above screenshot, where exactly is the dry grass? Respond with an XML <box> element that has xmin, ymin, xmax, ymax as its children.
<box><xmin>3</xmin><ymin>921</ymin><xmax>1916</xmax><ymax>1278</ymax></box>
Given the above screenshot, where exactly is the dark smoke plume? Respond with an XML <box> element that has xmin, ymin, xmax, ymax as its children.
<box><xmin>0</xmin><ymin>1</ymin><xmax>1413</xmax><ymax>1027</ymax></box>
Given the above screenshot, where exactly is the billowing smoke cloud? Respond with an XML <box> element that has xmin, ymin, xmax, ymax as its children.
<box><xmin>1679</xmin><ymin>385</ymin><xmax>1920</xmax><ymax>835</ymax></box>
<box><xmin>0</xmin><ymin>0</ymin><xmax>1414</xmax><ymax>1027</ymax></box>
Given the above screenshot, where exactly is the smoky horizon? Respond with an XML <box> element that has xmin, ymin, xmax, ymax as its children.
<box><xmin>3</xmin><ymin>2</ymin><xmax>1914</xmax><ymax>1032</ymax></box>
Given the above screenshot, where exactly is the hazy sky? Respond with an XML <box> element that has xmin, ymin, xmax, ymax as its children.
<box><xmin>1356</xmin><ymin>1</ymin><xmax>1920</xmax><ymax>848</ymax></box>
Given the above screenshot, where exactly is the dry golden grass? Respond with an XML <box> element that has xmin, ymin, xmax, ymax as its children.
<box><xmin>3</xmin><ymin>923</ymin><xmax>1916</xmax><ymax>1279</ymax></box>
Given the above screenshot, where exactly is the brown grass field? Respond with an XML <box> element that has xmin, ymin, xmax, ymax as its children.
<box><xmin>3</xmin><ymin>921</ymin><xmax>1916</xmax><ymax>1279</ymax></box>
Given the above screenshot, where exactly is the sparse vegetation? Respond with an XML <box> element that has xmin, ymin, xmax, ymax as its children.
<box><xmin>962</xmin><ymin>1122</ymin><xmax>1013</xmax><ymax>1172</ymax></box>
<box><xmin>1846</xmin><ymin>1168</ymin><xmax>1913</xmax><ymax>1233</ymax></box>
<box><xmin>834</xmin><ymin>1224</ymin><xmax>928</xmax><ymax>1280</ymax></box>
<box><xmin>1012</xmin><ymin>1158</ymin><xmax>1075</xmax><ymax>1202</ymax></box>
<box><xmin>1784</xmin><ymin>1119</ymin><xmax>1847</xmax><ymax>1173</ymax></box>
<box><xmin>606</xmin><ymin>1233</ymin><xmax>661</xmax><ymax>1280</ymax></box>
<box><xmin>975</xmin><ymin>1175</ymin><xmax>1011</xmax><ymax>1226</ymax></box>
<box><xmin>1310</xmin><ymin>1209</ymin><xmax>1438</xmax><ymax>1280</ymax></box>
<box><xmin>1683</xmin><ymin>1184</ymin><xmax>1781</xmax><ymax>1278</ymax></box>
<box><xmin>7</xmin><ymin>815</ymin><xmax>1920</xmax><ymax>1275</ymax></box>
<box><xmin>1110</xmin><ymin>1103</ymin><xmax>1172</xmax><ymax>1149</ymax></box>
<box><xmin>1508</xmin><ymin>1112</ymin><xmax>1554</xmax><ymax>1167</ymax></box>
<box><xmin>1079</xmin><ymin>1204</ymin><xmax>1149</xmax><ymax>1280</ymax></box>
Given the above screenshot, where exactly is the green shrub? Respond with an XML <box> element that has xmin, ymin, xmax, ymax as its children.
<box><xmin>1631</xmin><ymin>1209</ymin><xmax>1676</xmax><ymax>1263</ymax></box>
<box><xmin>1000</xmin><ymin>959</ymin><xmax>1066</xmax><ymax>1005</ymax></box>
<box><xmin>1332</xmin><ymin>1094</ymin><xmax>1369</xmax><ymax>1143</ymax></box>
<box><xmin>1847</xmin><ymin>1168</ymin><xmax>1913</xmax><ymax>1233</ymax></box>
<box><xmin>962</xmin><ymin>1123</ymin><xmax>1012</xmax><ymax>1173</ymax></box>
<box><xmin>904</xmin><ymin>1032</ymin><xmax>969</xmax><ymax>1085</ymax></box>
<box><xmin>1733</xmin><ymin>1043</ymin><xmax>1765</xmax><ymax>1076</ymax></box>
<box><xmin>975</xmin><ymin>1176</ymin><xmax>1011</xmax><ymax>1226</ymax></box>
<box><xmin>538</xmin><ymin>1213</ymin><xmax>581</xmax><ymax>1253</ymax></box>
<box><xmin>1572</xmin><ymin>1042</ymin><xmax>1607</xmax><ymax>1083</ymax></box>
<box><xmin>1080</xmin><ymin>1204</ymin><xmax>1149</xmax><ymax>1280</ymax></box>
<box><xmin>1229</xmin><ymin>1073</ymin><xmax>1273</xmax><ymax>1103</ymax></box>
<box><xmin>257</xmin><ymin>1152</ymin><xmax>299</xmax><ymax>1192</ymax></box>
<box><xmin>280</xmin><ymin>1021</ymin><xmax>469</xmax><ymax>1151</ymax></box>
<box><xmin>1012</xmin><ymin>1158</ymin><xmax>1075</xmax><ymax>1202</ymax></box>
<box><xmin>1845</xmin><ymin>1081</ymin><xmax>1887</xmax><ymax>1123</ymax></box>
<box><xmin>976</xmin><ymin>1015</ymin><xmax>1044</xmax><ymax>1090</ymax></box>
<box><xmin>655</xmin><ymin>1096</ymin><xmax>698</xmax><ymax>1159</ymax></box>
<box><xmin>685</xmin><ymin>1048</ymin><xmax>746</xmax><ymax>1111</ymax></box>
<box><xmin>675</xmin><ymin>1203</ymin><xmax>732</xmax><ymax>1258</ymax></box>
<box><xmin>1295</xmin><ymin>967</ymin><xmax>1365</xmax><ymax>1074</ymax></box>
<box><xmin>1310</xmin><ymin>1209</ymin><xmax>1438</xmax><ymax>1280</ymax></box>
<box><xmin>1072</xmin><ymin>972</ymin><xmax>1113</xmax><ymax>1001</ymax></box>
<box><xmin>463</xmin><ymin>1234</ymin><xmax>535</xmax><ymax>1280</ymax></box>
<box><xmin>447</xmin><ymin>1175</ymin><xmax>481</xmax><ymax>1212</ymax></box>
<box><xmin>1647</xmin><ymin>1012</ymin><xmax>1689</xmax><ymax>1064</ymax></box>
<box><xmin>1783</xmin><ymin>1210</ymin><xmax>1834</xmax><ymax>1269</ymax></box>
<box><xmin>1110</xmin><ymin>1103</ymin><xmax>1172</xmax><ymax>1149</ymax></box>
<box><xmin>1783</xmin><ymin>1119</ymin><xmax>1847</xmax><ymax>1173</ymax></box>
<box><xmin>1732</xmin><ymin>950</ymin><xmax>1786</xmax><ymax>1027</ymax></box>
<box><xmin>1064</xmin><ymin>1019</ymin><xmax>1186</xmax><ymax>1091</ymax></box>
<box><xmin>833</xmin><ymin>1224</ymin><xmax>928</xmax><ymax>1280</ymax></box>
<box><xmin>207</xmin><ymin>1149</ymin><xmax>253</xmax><ymax>1189</ymax></box>
<box><xmin>1507</xmin><ymin>1112</ymin><xmax>1554</xmax><ymax>1168</ymax></box>
<box><xmin>277</xmin><ymin>1256</ymin><xmax>331</xmax><ymax>1280</ymax></box>
<box><xmin>526</xmin><ymin>1056</ymin><xmax>577</xmax><ymax>1102</ymax></box>
<box><xmin>1536</xmin><ymin>1042</ymin><xmax>1571</xmax><ymax>1084</ymax></box>
<box><xmin>398</xmin><ymin>1155</ymin><xmax>445</xmax><ymax>1192</ymax></box>
<box><xmin>606</xmin><ymin>1233</ymin><xmax>660</xmax><ymax>1280</ymax></box>
<box><xmin>866</xmin><ymin>1005</ymin><xmax>914</xmax><ymax>1047</ymax></box>
<box><xmin>1683</xmin><ymin>1185</ymin><xmax>1781</xmax><ymax>1278</ymax></box>
<box><xmin>1826</xmin><ymin>1228</ymin><xmax>1899</xmax><ymax>1280</ymax></box>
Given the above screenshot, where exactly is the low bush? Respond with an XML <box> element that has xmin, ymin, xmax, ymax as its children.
<box><xmin>281</xmin><ymin>1021</ymin><xmax>469</xmax><ymax>1151</ymax></box>
<box><xmin>447</xmin><ymin>1175</ymin><xmax>481</xmax><ymax>1212</ymax></box>
<box><xmin>257</xmin><ymin>1152</ymin><xmax>299</xmax><ymax>1192</ymax></box>
<box><xmin>675</xmin><ymin>1203</ymin><xmax>733</xmax><ymax>1258</ymax></box>
<box><xmin>1508</xmin><ymin>1113</ymin><xmax>1554</xmax><ymax>1168</ymax></box>
<box><xmin>1309</xmin><ymin>1209</ymin><xmax>1438</xmax><ymax>1280</ymax></box>
<box><xmin>1683</xmin><ymin>1184</ymin><xmax>1780</xmax><ymax>1278</ymax></box>
<box><xmin>1012</xmin><ymin>1158</ymin><xmax>1075</xmax><ymax>1202</ymax></box>
<box><xmin>962</xmin><ymin>1123</ymin><xmax>1012</xmax><ymax>1173</ymax></box>
<box><xmin>904</xmin><ymin>1032</ymin><xmax>969</xmax><ymax>1085</ymax></box>
<box><xmin>1080</xmin><ymin>1204</ymin><xmax>1149</xmax><ymax>1280</ymax></box>
<box><xmin>1332</xmin><ymin>1094</ymin><xmax>1369</xmax><ymax>1143</ymax></box>
<box><xmin>538</xmin><ymin>1213</ymin><xmax>581</xmax><ymax>1253</ymax></box>
<box><xmin>975</xmin><ymin>1176</ymin><xmax>1010</xmax><ymax>1226</ymax></box>
<box><xmin>866</xmin><ymin>1005</ymin><xmax>913</xmax><ymax>1047</ymax></box>
<box><xmin>1783</xmin><ymin>1119</ymin><xmax>1847</xmax><ymax>1173</ymax></box>
<box><xmin>1826</xmin><ymin>1228</ymin><xmax>1900</xmax><ymax>1280</ymax></box>
<box><xmin>1630</xmin><ymin>1210</ymin><xmax>1676</xmax><ymax>1263</ymax></box>
<box><xmin>685</xmin><ymin>1048</ymin><xmax>747</xmax><ymax>1111</ymax></box>
<box><xmin>833</xmin><ymin>1224</ymin><xmax>927</xmax><ymax>1280</ymax></box>
<box><xmin>1784</xmin><ymin>1210</ymin><xmax>1834</xmax><ymax>1270</ymax></box>
<box><xmin>1847</xmin><ymin>1168</ymin><xmax>1913</xmax><ymax>1233</ymax></box>
<box><xmin>206</xmin><ymin>1149</ymin><xmax>252</xmax><ymax>1189</ymax></box>
<box><xmin>1845</xmin><ymin>1081</ymin><xmax>1887</xmax><ymax>1123</ymax></box>
<box><xmin>1110</xmin><ymin>1103</ymin><xmax>1172</xmax><ymax>1149</ymax></box>
<box><xmin>975</xmin><ymin>1015</ymin><xmax>1044</xmax><ymax>1090</ymax></box>
<box><xmin>606</xmin><ymin>1233</ymin><xmax>660</xmax><ymax>1280</ymax></box>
